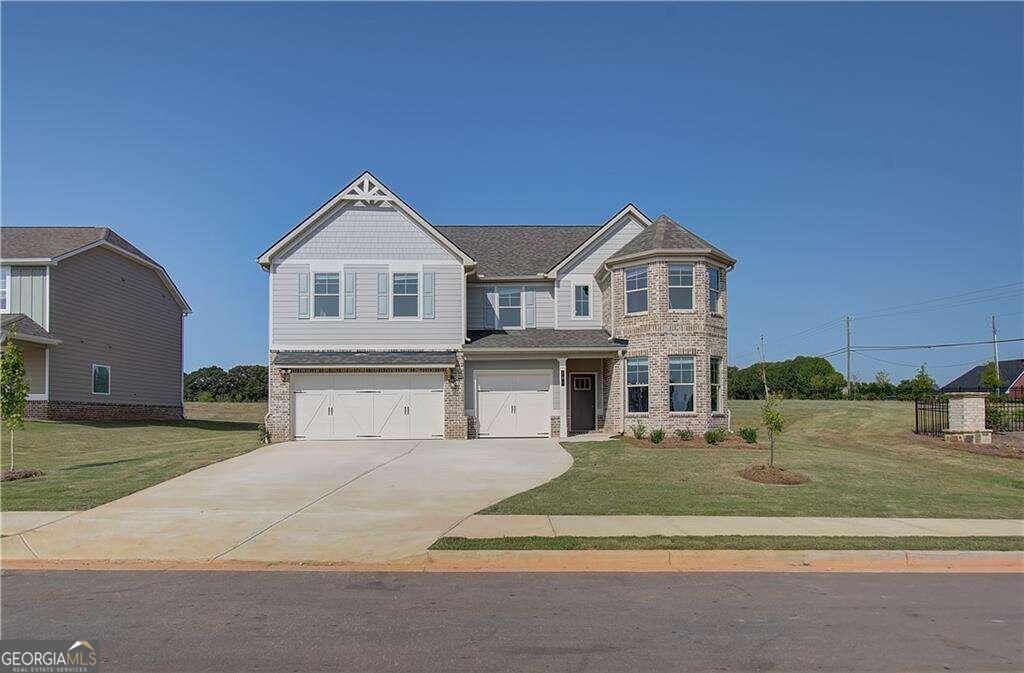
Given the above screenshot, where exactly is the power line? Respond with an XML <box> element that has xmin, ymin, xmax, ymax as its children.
<box><xmin>850</xmin><ymin>282</ymin><xmax>1023</xmax><ymax>321</ymax></box>
<box><xmin>854</xmin><ymin>337</ymin><xmax>1023</xmax><ymax>351</ymax></box>
<box><xmin>853</xmin><ymin>351</ymin><xmax>991</xmax><ymax>369</ymax></box>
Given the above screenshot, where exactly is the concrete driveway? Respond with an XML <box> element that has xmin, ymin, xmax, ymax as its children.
<box><xmin>2</xmin><ymin>439</ymin><xmax>571</xmax><ymax>563</ymax></box>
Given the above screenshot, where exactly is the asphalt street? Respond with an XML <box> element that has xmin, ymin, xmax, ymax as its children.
<box><xmin>2</xmin><ymin>570</ymin><xmax>1021</xmax><ymax>672</ymax></box>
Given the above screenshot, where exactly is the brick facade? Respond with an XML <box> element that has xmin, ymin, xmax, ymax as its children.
<box><xmin>26</xmin><ymin>399</ymin><xmax>183</xmax><ymax>422</ymax></box>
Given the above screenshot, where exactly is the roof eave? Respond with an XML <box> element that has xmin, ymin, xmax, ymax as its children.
<box><xmin>463</xmin><ymin>346</ymin><xmax>627</xmax><ymax>354</ymax></box>
<box><xmin>543</xmin><ymin>203</ymin><xmax>653</xmax><ymax>278</ymax></box>
<box><xmin>603</xmin><ymin>247</ymin><xmax>738</xmax><ymax>269</ymax></box>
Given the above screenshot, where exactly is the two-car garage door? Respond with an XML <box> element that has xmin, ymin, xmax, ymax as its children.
<box><xmin>292</xmin><ymin>373</ymin><xmax>444</xmax><ymax>440</ymax></box>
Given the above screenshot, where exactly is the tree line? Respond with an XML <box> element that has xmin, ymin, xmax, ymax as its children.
<box><xmin>184</xmin><ymin>365</ymin><xmax>268</xmax><ymax>402</ymax></box>
<box><xmin>727</xmin><ymin>356</ymin><xmax>938</xmax><ymax>400</ymax></box>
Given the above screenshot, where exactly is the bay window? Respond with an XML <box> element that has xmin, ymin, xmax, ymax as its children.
<box><xmin>708</xmin><ymin>267</ymin><xmax>722</xmax><ymax>314</ymax></box>
<box><xmin>668</xmin><ymin>356</ymin><xmax>695</xmax><ymax>412</ymax></box>
<box><xmin>668</xmin><ymin>263</ymin><xmax>693</xmax><ymax>310</ymax></box>
<box><xmin>626</xmin><ymin>356</ymin><xmax>649</xmax><ymax>413</ymax></box>
<box><xmin>710</xmin><ymin>356</ymin><xmax>722</xmax><ymax>412</ymax></box>
<box><xmin>625</xmin><ymin>266</ymin><xmax>648</xmax><ymax>314</ymax></box>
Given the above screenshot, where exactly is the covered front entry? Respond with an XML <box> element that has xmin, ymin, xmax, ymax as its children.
<box><xmin>292</xmin><ymin>372</ymin><xmax>444</xmax><ymax>440</ymax></box>
<box><xmin>476</xmin><ymin>371</ymin><xmax>551</xmax><ymax>438</ymax></box>
<box><xmin>568</xmin><ymin>373</ymin><xmax>596</xmax><ymax>433</ymax></box>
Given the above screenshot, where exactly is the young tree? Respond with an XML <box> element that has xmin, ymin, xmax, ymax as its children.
<box><xmin>761</xmin><ymin>393</ymin><xmax>785</xmax><ymax>467</ymax></box>
<box><xmin>910</xmin><ymin>365</ymin><xmax>937</xmax><ymax>399</ymax></box>
<box><xmin>980</xmin><ymin>361</ymin><xmax>1004</xmax><ymax>393</ymax></box>
<box><xmin>874</xmin><ymin>370</ymin><xmax>891</xmax><ymax>387</ymax></box>
<box><xmin>0</xmin><ymin>339</ymin><xmax>31</xmax><ymax>471</ymax></box>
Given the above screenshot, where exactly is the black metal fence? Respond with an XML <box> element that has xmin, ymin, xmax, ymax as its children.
<box><xmin>914</xmin><ymin>397</ymin><xmax>949</xmax><ymax>436</ymax></box>
<box><xmin>986</xmin><ymin>398</ymin><xmax>1024</xmax><ymax>432</ymax></box>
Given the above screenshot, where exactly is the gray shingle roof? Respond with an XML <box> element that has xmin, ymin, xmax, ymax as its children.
<box><xmin>274</xmin><ymin>350</ymin><xmax>458</xmax><ymax>367</ymax></box>
<box><xmin>0</xmin><ymin>226</ymin><xmax>158</xmax><ymax>266</ymax></box>
<box><xmin>435</xmin><ymin>225</ymin><xmax>601</xmax><ymax>277</ymax></box>
<box><xmin>465</xmin><ymin>329</ymin><xmax>626</xmax><ymax>350</ymax></box>
<box><xmin>607</xmin><ymin>215</ymin><xmax>735</xmax><ymax>264</ymax></box>
<box><xmin>1</xmin><ymin>313</ymin><xmax>58</xmax><ymax>343</ymax></box>
<box><xmin>940</xmin><ymin>359</ymin><xmax>1024</xmax><ymax>392</ymax></box>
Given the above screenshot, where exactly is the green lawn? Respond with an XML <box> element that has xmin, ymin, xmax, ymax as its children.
<box><xmin>431</xmin><ymin>535</ymin><xmax>1024</xmax><ymax>552</ymax></box>
<box><xmin>482</xmin><ymin>400</ymin><xmax>1024</xmax><ymax>519</ymax></box>
<box><xmin>1</xmin><ymin>403</ymin><xmax>268</xmax><ymax>511</ymax></box>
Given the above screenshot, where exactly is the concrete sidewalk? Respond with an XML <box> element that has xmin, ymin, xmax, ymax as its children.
<box><xmin>447</xmin><ymin>515</ymin><xmax>1024</xmax><ymax>538</ymax></box>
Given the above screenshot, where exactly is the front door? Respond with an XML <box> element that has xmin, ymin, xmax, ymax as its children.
<box><xmin>569</xmin><ymin>373</ymin><xmax>596</xmax><ymax>433</ymax></box>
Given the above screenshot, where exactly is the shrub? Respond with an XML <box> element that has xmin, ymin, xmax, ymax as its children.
<box><xmin>649</xmin><ymin>428</ymin><xmax>665</xmax><ymax>444</ymax></box>
<box><xmin>704</xmin><ymin>427</ymin><xmax>729</xmax><ymax>445</ymax></box>
<box><xmin>675</xmin><ymin>429</ymin><xmax>694</xmax><ymax>441</ymax></box>
<box><xmin>629</xmin><ymin>421</ymin><xmax>647</xmax><ymax>439</ymax></box>
<box><xmin>257</xmin><ymin>424</ymin><xmax>270</xmax><ymax>444</ymax></box>
<box><xmin>738</xmin><ymin>427</ymin><xmax>758</xmax><ymax>443</ymax></box>
<box><xmin>986</xmin><ymin>406</ymin><xmax>1008</xmax><ymax>432</ymax></box>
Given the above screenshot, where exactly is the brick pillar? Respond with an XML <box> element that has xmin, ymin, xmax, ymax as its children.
<box><xmin>266</xmin><ymin>352</ymin><xmax>292</xmax><ymax>442</ymax></box>
<box><xmin>444</xmin><ymin>353</ymin><xmax>468</xmax><ymax>439</ymax></box>
<box><xmin>944</xmin><ymin>392</ymin><xmax>992</xmax><ymax>444</ymax></box>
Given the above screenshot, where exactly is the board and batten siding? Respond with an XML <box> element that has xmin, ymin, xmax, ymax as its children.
<box><xmin>467</xmin><ymin>283</ymin><xmax>555</xmax><ymax>330</ymax></box>
<box><xmin>464</xmin><ymin>359</ymin><xmax>561</xmax><ymax>414</ymax></box>
<box><xmin>272</xmin><ymin>263</ymin><xmax>464</xmax><ymax>348</ymax></box>
<box><xmin>47</xmin><ymin>246</ymin><xmax>183</xmax><ymax>406</ymax></box>
<box><xmin>555</xmin><ymin>216</ymin><xmax>644</xmax><ymax>329</ymax></box>
<box><xmin>9</xmin><ymin>266</ymin><xmax>47</xmax><ymax>326</ymax></box>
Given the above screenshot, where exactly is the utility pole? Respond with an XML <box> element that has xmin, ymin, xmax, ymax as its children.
<box><xmin>757</xmin><ymin>334</ymin><xmax>769</xmax><ymax>400</ymax></box>
<box><xmin>845</xmin><ymin>316</ymin><xmax>852</xmax><ymax>398</ymax></box>
<box><xmin>991</xmin><ymin>315</ymin><xmax>1000</xmax><ymax>373</ymax></box>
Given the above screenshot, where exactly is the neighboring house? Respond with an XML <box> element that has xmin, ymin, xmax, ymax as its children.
<box><xmin>0</xmin><ymin>227</ymin><xmax>190</xmax><ymax>420</ymax></box>
<box><xmin>941</xmin><ymin>359</ymin><xmax>1024</xmax><ymax>399</ymax></box>
<box><xmin>258</xmin><ymin>172</ymin><xmax>736</xmax><ymax>442</ymax></box>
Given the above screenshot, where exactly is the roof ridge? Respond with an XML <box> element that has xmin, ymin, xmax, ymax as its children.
<box><xmin>436</xmin><ymin>224</ymin><xmax>600</xmax><ymax>228</ymax></box>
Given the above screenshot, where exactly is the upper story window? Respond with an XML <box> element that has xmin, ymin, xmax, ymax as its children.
<box><xmin>313</xmin><ymin>273</ymin><xmax>340</xmax><ymax>317</ymax></box>
<box><xmin>668</xmin><ymin>264</ymin><xmax>694</xmax><ymax>311</ymax></box>
<box><xmin>0</xmin><ymin>266</ymin><xmax>9</xmax><ymax>313</ymax></box>
<box><xmin>92</xmin><ymin>364</ymin><xmax>111</xmax><ymax>395</ymax></box>
<box><xmin>625</xmin><ymin>266</ymin><xmax>648</xmax><ymax>314</ymax></box>
<box><xmin>708</xmin><ymin>267</ymin><xmax>722</xmax><ymax>314</ymax></box>
<box><xmin>626</xmin><ymin>356</ymin><xmax>649</xmax><ymax>413</ymax></box>
<box><xmin>498</xmin><ymin>287</ymin><xmax>521</xmax><ymax>328</ymax></box>
<box><xmin>668</xmin><ymin>356</ymin><xmax>694</xmax><ymax>412</ymax></box>
<box><xmin>710</xmin><ymin>356</ymin><xmax>722</xmax><ymax>412</ymax></box>
<box><xmin>392</xmin><ymin>272</ymin><xmax>419</xmax><ymax>318</ymax></box>
<box><xmin>573</xmin><ymin>283</ymin><xmax>591</xmax><ymax>319</ymax></box>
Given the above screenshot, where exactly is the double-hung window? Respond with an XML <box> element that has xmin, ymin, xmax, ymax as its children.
<box><xmin>708</xmin><ymin>267</ymin><xmax>722</xmax><ymax>314</ymax></box>
<box><xmin>498</xmin><ymin>287</ymin><xmax>521</xmax><ymax>328</ymax></box>
<box><xmin>0</xmin><ymin>266</ymin><xmax>9</xmax><ymax>313</ymax></box>
<box><xmin>668</xmin><ymin>356</ymin><xmax>695</xmax><ymax>412</ymax></box>
<box><xmin>710</xmin><ymin>357</ymin><xmax>722</xmax><ymax>412</ymax></box>
<box><xmin>573</xmin><ymin>284</ymin><xmax>591</xmax><ymax>318</ymax></box>
<box><xmin>313</xmin><ymin>273</ymin><xmax>340</xmax><ymax>317</ymax></box>
<box><xmin>625</xmin><ymin>266</ymin><xmax>648</xmax><ymax>314</ymax></box>
<box><xmin>392</xmin><ymin>273</ymin><xmax>419</xmax><ymax>317</ymax></box>
<box><xmin>626</xmin><ymin>356</ymin><xmax>649</xmax><ymax>413</ymax></box>
<box><xmin>92</xmin><ymin>364</ymin><xmax>111</xmax><ymax>395</ymax></box>
<box><xmin>668</xmin><ymin>263</ymin><xmax>693</xmax><ymax>310</ymax></box>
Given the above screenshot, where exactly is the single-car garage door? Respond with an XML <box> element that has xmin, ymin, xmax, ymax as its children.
<box><xmin>292</xmin><ymin>373</ymin><xmax>444</xmax><ymax>440</ymax></box>
<box><xmin>476</xmin><ymin>371</ymin><xmax>551</xmax><ymax>438</ymax></box>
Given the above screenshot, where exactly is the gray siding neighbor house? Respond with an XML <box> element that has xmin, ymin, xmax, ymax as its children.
<box><xmin>258</xmin><ymin>171</ymin><xmax>736</xmax><ymax>442</ymax></box>
<box><xmin>0</xmin><ymin>227</ymin><xmax>190</xmax><ymax>420</ymax></box>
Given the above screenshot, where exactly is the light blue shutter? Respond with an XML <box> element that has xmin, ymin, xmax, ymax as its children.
<box><xmin>423</xmin><ymin>272</ymin><xmax>435</xmax><ymax>319</ymax></box>
<box><xmin>524</xmin><ymin>287</ymin><xmax>536</xmax><ymax>328</ymax></box>
<box><xmin>483</xmin><ymin>287</ymin><xmax>496</xmax><ymax>328</ymax></box>
<box><xmin>297</xmin><ymin>272</ymin><xmax>309</xmax><ymax>319</ymax></box>
<box><xmin>344</xmin><ymin>271</ymin><xmax>356</xmax><ymax>319</ymax></box>
<box><xmin>377</xmin><ymin>272</ymin><xmax>388</xmax><ymax>319</ymax></box>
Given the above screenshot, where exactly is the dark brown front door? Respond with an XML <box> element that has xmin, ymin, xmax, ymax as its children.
<box><xmin>569</xmin><ymin>374</ymin><xmax>596</xmax><ymax>433</ymax></box>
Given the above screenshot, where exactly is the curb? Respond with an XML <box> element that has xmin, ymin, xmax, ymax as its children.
<box><xmin>2</xmin><ymin>549</ymin><xmax>1022</xmax><ymax>573</ymax></box>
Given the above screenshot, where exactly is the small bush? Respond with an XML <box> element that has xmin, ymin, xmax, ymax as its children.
<box><xmin>629</xmin><ymin>421</ymin><xmax>647</xmax><ymax>439</ymax></box>
<box><xmin>738</xmin><ymin>427</ymin><xmax>758</xmax><ymax>443</ymax></box>
<box><xmin>986</xmin><ymin>406</ymin><xmax>1006</xmax><ymax>432</ymax></box>
<box><xmin>675</xmin><ymin>429</ymin><xmax>694</xmax><ymax>441</ymax></box>
<box><xmin>257</xmin><ymin>424</ymin><xmax>270</xmax><ymax>444</ymax></box>
<box><xmin>704</xmin><ymin>427</ymin><xmax>729</xmax><ymax>445</ymax></box>
<box><xmin>649</xmin><ymin>428</ymin><xmax>665</xmax><ymax>444</ymax></box>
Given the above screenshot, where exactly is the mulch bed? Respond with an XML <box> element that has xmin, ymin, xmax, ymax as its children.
<box><xmin>621</xmin><ymin>434</ymin><xmax>762</xmax><ymax>450</ymax></box>
<box><xmin>1</xmin><ymin>468</ymin><xmax>44</xmax><ymax>482</ymax></box>
<box><xmin>739</xmin><ymin>464</ymin><xmax>810</xmax><ymax>485</ymax></box>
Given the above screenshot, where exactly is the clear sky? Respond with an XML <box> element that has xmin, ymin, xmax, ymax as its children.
<box><xmin>4</xmin><ymin>2</ymin><xmax>1021</xmax><ymax>384</ymax></box>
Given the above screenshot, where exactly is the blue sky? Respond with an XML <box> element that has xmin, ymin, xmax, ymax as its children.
<box><xmin>4</xmin><ymin>2</ymin><xmax>1021</xmax><ymax>383</ymax></box>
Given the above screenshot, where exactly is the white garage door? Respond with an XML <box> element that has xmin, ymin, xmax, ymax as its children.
<box><xmin>292</xmin><ymin>373</ymin><xmax>444</xmax><ymax>440</ymax></box>
<box><xmin>476</xmin><ymin>371</ymin><xmax>551</xmax><ymax>438</ymax></box>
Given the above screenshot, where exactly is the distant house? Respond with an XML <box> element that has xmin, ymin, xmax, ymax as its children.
<box><xmin>940</xmin><ymin>359</ymin><xmax>1024</xmax><ymax>399</ymax></box>
<box><xmin>0</xmin><ymin>227</ymin><xmax>190</xmax><ymax>420</ymax></box>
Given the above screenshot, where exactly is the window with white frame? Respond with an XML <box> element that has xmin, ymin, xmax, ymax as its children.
<box><xmin>498</xmin><ymin>287</ymin><xmax>521</xmax><ymax>328</ymax></box>
<box><xmin>710</xmin><ymin>356</ymin><xmax>722</xmax><ymax>412</ymax></box>
<box><xmin>0</xmin><ymin>266</ymin><xmax>9</xmax><ymax>313</ymax></box>
<box><xmin>313</xmin><ymin>273</ymin><xmax>340</xmax><ymax>317</ymax></box>
<box><xmin>626</xmin><ymin>356</ymin><xmax>649</xmax><ymax>413</ymax></box>
<box><xmin>708</xmin><ymin>267</ymin><xmax>722</xmax><ymax>314</ymax></box>
<box><xmin>625</xmin><ymin>266</ymin><xmax>648</xmax><ymax>314</ymax></box>
<box><xmin>668</xmin><ymin>263</ymin><xmax>693</xmax><ymax>310</ymax></box>
<box><xmin>573</xmin><ymin>284</ymin><xmax>591</xmax><ymax>318</ymax></box>
<box><xmin>392</xmin><ymin>272</ymin><xmax>419</xmax><ymax>318</ymax></box>
<box><xmin>92</xmin><ymin>364</ymin><xmax>111</xmax><ymax>395</ymax></box>
<box><xmin>669</xmin><ymin>356</ymin><xmax>695</xmax><ymax>412</ymax></box>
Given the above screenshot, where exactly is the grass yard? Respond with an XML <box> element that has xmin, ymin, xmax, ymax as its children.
<box><xmin>482</xmin><ymin>400</ymin><xmax>1024</xmax><ymax>519</ymax></box>
<box><xmin>1</xmin><ymin>402</ymin><xmax>268</xmax><ymax>511</ymax></box>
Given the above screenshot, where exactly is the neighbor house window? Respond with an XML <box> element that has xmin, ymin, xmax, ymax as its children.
<box><xmin>392</xmin><ymin>272</ymin><xmax>419</xmax><ymax>317</ymax></box>
<box><xmin>625</xmin><ymin>266</ymin><xmax>648</xmax><ymax>314</ymax></box>
<box><xmin>669</xmin><ymin>356</ymin><xmax>695</xmax><ymax>412</ymax></box>
<box><xmin>668</xmin><ymin>263</ymin><xmax>694</xmax><ymax>310</ymax></box>
<box><xmin>574</xmin><ymin>284</ymin><xmax>591</xmax><ymax>318</ymax></box>
<box><xmin>498</xmin><ymin>287</ymin><xmax>521</xmax><ymax>328</ymax></box>
<box><xmin>92</xmin><ymin>364</ymin><xmax>111</xmax><ymax>395</ymax></box>
<box><xmin>626</xmin><ymin>357</ymin><xmax>649</xmax><ymax>413</ymax></box>
<box><xmin>313</xmin><ymin>273</ymin><xmax>340</xmax><ymax>317</ymax></box>
<box><xmin>710</xmin><ymin>357</ymin><xmax>722</xmax><ymax>412</ymax></box>
<box><xmin>0</xmin><ymin>266</ymin><xmax>9</xmax><ymax>313</ymax></box>
<box><xmin>708</xmin><ymin>267</ymin><xmax>722</xmax><ymax>314</ymax></box>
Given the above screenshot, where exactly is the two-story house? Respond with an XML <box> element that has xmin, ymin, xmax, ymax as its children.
<box><xmin>0</xmin><ymin>227</ymin><xmax>190</xmax><ymax>420</ymax></box>
<box><xmin>258</xmin><ymin>172</ymin><xmax>735</xmax><ymax>442</ymax></box>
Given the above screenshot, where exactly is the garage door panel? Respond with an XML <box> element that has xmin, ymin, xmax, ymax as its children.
<box><xmin>375</xmin><ymin>390</ymin><xmax>411</xmax><ymax>438</ymax></box>
<box><xmin>514</xmin><ymin>390</ymin><xmax>550</xmax><ymax>437</ymax></box>
<box><xmin>474</xmin><ymin>371</ymin><xmax>551</xmax><ymax>438</ymax></box>
<box><xmin>478</xmin><ymin>391</ymin><xmax>514</xmax><ymax>437</ymax></box>
<box><xmin>294</xmin><ymin>392</ymin><xmax>332</xmax><ymax>439</ymax></box>
<box><xmin>333</xmin><ymin>392</ymin><xmax>374</xmax><ymax>438</ymax></box>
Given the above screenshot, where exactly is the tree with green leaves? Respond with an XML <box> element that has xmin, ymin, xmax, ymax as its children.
<box><xmin>909</xmin><ymin>365</ymin><xmax>937</xmax><ymax>400</ymax></box>
<box><xmin>980</xmin><ymin>361</ymin><xmax>1004</xmax><ymax>393</ymax></box>
<box><xmin>874</xmin><ymin>370</ymin><xmax>891</xmax><ymax>387</ymax></box>
<box><xmin>761</xmin><ymin>393</ymin><xmax>786</xmax><ymax>467</ymax></box>
<box><xmin>0</xmin><ymin>338</ymin><xmax>31</xmax><ymax>471</ymax></box>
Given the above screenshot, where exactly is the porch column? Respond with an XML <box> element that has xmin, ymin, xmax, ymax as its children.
<box><xmin>557</xmin><ymin>357</ymin><xmax>568</xmax><ymax>438</ymax></box>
